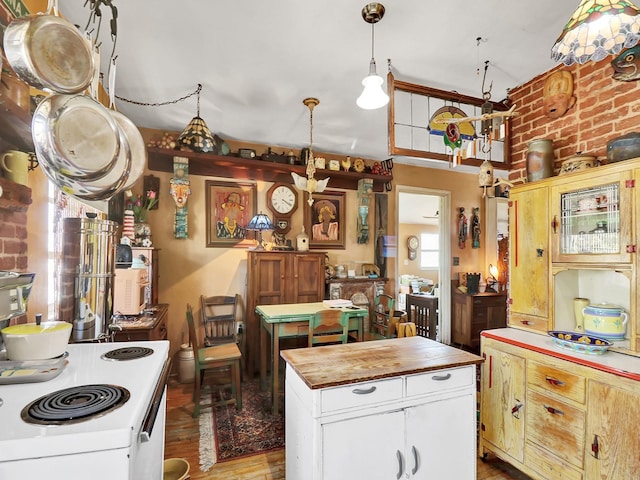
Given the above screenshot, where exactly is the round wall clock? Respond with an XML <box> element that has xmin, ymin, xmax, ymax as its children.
<box><xmin>407</xmin><ymin>235</ymin><xmax>419</xmax><ymax>260</ymax></box>
<box><xmin>267</xmin><ymin>183</ymin><xmax>298</xmax><ymax>234</ymax></box>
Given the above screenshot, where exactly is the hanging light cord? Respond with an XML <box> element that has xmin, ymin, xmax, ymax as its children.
<box><xmin>370</xmin><ymin>22</ymin><xmax>375</xmax><ymax>61</ymax></box>
<box><xmin>113</xmin><ymin>84</ymin><xmax>202</xmax><ymax>107</ymax></box>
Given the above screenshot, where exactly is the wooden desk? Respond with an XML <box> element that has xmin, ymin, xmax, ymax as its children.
<box><xmin>112</xmin><ymin>303</ymin><xmax>168</xmax><ymax>341</ymax></box>
<box><xmin>406</xmin><ymin>294</ymin><xmax>438</xmax><ymax>340</ymax></box>
<box><xmin>256</xmin><ymin>301</ymin><xmax>368</xmax><ymax>414</ymax></box>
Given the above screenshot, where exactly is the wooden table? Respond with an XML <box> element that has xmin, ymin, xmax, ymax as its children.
<box><xmin>406</xmin><ymin>294</ymin><xmax>438</xmax><ymax>340</ymax></box>
<box><xmin>256</xmin><ymin>301</ymin><xmax>368</xmax><ymax>414</ymax></box>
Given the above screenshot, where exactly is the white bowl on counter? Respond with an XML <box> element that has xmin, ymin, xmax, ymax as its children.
<box><xmin>1</xmin><ymin>321</ymin><xmax>71</xmax><ymax>361</ymax></box>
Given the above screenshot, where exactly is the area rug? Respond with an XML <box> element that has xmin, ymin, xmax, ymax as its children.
<box><xmin>200</xmin><ymin>377</ymin><xmax>284</xmax><ymax>467</ymax></box>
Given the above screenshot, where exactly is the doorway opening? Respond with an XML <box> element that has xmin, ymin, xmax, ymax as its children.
<box><xmin>396</xmin><ymin>187</ymin><xmax>451</xmax><ymax>344</ymax></box>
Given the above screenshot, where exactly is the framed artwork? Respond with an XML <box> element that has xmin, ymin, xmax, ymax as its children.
<box><xmin>304</xmin><ymin>190</ymin><xmax>346</xmax><ymax>249</ymax></box>
<box><xmin>205</xmin><ymin>180</ymin><xmax>256</xmax><ymax>247</ymax></box>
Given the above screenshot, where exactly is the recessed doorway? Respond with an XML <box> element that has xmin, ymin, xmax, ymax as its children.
<box><xmin>396</xmin><ymin>187</ymin><xmax>451</xmax><ymax>343</ymax></box>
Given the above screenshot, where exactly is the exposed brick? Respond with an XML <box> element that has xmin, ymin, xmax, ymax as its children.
<box><xmin>0</xmin><ymin>256</ymin><xmax>16</xmax><ymax>270</ymax></box>
<box><xmin>4</xmin><ymin>239</ymin><xmax>26</xmax><ymax>255</ymax></box>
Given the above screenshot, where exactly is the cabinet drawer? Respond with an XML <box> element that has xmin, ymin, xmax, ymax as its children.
<box><xmin>528</xmin><ymin>360</ymin><xmax>586</xmax><ymax>404</ymax></box>
<box><xmin>525</xmin><ymin>442</ymin><xmax>583</xmax><ymax>480</ymax></box>
<box><xmin>509</xmin><ymin>313</ymin><xmax>549</xmax><ymax>333</ymax></box>
<box><xmin>526</xmin><ymin>390</ymin><xmax>585</xmax><ymax>469</ymax></box>
<box><xmin>474</xmin><ymin>297</ymin><xmax>504</xmax><ymax>308</ymax></box>
<box><xmin>406</xmin><ymin>366</ymin><xmax>474</xmax><ymax>397</ymax></box>
<box><xmin>321</xmin><ymin>377</ymin><xmax>403</xmax><ymax>413</ymax></box>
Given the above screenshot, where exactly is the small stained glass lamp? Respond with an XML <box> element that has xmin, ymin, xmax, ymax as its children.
<box><xmin>551</xmin><ymin>0</ymin><xmax>640</xmax><ymax>65</ymax></box>
<box><xmin>247</xmin><ymin>212</ymin><xmax>275</xmax><ymax>251</ymax></box>
<box><xmin>177</xmin><ymin>84</ymin><xmax>216</xmax><ymax>153</ymax></box>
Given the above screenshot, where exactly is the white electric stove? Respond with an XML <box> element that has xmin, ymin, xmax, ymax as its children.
<box><xmin>0</xmin><ymin>340</ymin><xmax>170</xmax><ymax>480</ymax></box>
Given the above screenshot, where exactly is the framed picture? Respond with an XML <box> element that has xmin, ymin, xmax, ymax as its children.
<box><xmin>205</xmin><ymin>180</ymin><xmax>256</xmax><ymax>247</ymax></box>
<box><xmin>304</xmin><ymin>190</ymin><xmax>346</xmax><ymax>249</ymax></box>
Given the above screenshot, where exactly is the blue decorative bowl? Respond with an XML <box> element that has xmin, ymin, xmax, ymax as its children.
<box><xmin>548</xmin><ymin>330</ymin><xmax>612</xmax><ymax>355</ymax></box>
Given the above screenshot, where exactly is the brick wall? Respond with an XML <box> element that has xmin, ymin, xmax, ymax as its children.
<box><xmin>507</xmin><ymin>59</ymin><xmax>640</xmax><ymax>180</ymax></box>
<box><xmin>0</xmin><ymin>178</ymin><xmax>31</xmax><ymax>272</ymax></box>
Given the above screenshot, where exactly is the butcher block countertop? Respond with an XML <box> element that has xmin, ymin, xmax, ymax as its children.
<box><xmin>281</xmin><ymin>336</ymin><xmax>483</xmax><ymax>389</ymax></box>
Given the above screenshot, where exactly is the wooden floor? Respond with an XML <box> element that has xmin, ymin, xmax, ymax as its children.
<box><xmin>164</xmin><ymin>374</ymin><xmax>531</xmax><ymax>480</ymax></box>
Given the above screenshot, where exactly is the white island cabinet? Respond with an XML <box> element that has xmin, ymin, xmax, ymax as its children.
<box><xmin>281</xmin><ymin>336</ymin><xmax>483</xmax><ymax>480</ymax></box>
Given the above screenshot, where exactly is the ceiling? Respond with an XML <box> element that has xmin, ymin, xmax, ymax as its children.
<box><xmin>58</xmin><ymin>1</ymin><xmax>577</xmax><ymax>165</ymax></box>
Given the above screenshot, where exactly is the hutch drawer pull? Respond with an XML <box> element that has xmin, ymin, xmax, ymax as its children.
<box><xmin>396</xmin><ymin>449</ymin><xmax>404</xmax><ymax>479</ymax></box>
<box><xmin>545</xmin><ymin>376</ymin><xmax>565</xmax><ymax>387</ymax></box>
<box><xmin>352</xmin><ymin>386</ymin><xmax>377</xmax><ymax>395</ymax></box>
<box><xmin>543</xmin><ymin>404</ymin><xmax>564</xmax><ymax>415</ymax></box>
<box><xmin>511</xmin><ymin>402</ymin><xmax>523</xmax><ymax>418</ymax></box>
<box><xmin>520</xmin><ymin>320</ymin><xmax>535</xmax><ymax>325</ymax></box>
<box><xmin>411</xmin><ymin>445</ymin><xmax>420</xmax><ymax>475</ymax></box>
<box><xmin>432</xmin><ymin>373</ymin><xmax>452</xmax><ymax>381</ymax></box>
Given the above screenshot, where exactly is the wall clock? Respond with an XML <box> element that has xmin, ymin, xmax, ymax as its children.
<box><xmin>407</xmin><ymin>235</ymin><xmax>419</xmax><ymax>260</ymax></box>
<box><xmin>267</xmin><ymin>182</ymin><xmax>298</xmax><ymax>234</ymax></box>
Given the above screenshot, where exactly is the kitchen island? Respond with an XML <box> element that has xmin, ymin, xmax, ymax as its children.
<box><xmin>281</xmin><ymin>336</ymin><xmax>483</xmax><ymax>480</ymax></box>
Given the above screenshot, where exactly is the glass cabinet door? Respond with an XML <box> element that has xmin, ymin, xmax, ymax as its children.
<box><xmin>551</xmin><ymin>171</ymin><xmax>634</xmax><ymax>264</ymax></box>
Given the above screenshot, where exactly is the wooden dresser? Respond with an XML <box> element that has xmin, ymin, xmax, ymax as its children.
<box><xmin>112</xmin><ymin>303</ymin><xmax>168</xmax><ymax>342</ymax></box>
<box><xmin>451</xmin><ymin>281</ymin><xmax>506</xmax><ymax>351</ymax></box>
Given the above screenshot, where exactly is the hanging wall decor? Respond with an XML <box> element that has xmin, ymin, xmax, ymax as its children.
<box><xmin>357</xmin><ymin>178</ymin><xmax>373</xmax><ymax>244</ymax></box>
<box><xmin>304</xmin><ymin>190</ymin><xmax>346</xmax><ymax>249</ymax></box>
<box><xmin>458</xmin><ymin>207</ymin><xmax>468</xmax><ymax>249</ymax></box>
<box><xmin>205</xmin><ymin>180</ymin><xmax>256</xmax><ymax>247</ymax></box>
<box><xmin>471</xmin><ymin>207</ymin><xmax>481</xmax><ymax>249</ymax></box>
<box><xmin>170</xmin><ymin>157</ymin><xmax>191</xmax><ymax>239</ymax></box>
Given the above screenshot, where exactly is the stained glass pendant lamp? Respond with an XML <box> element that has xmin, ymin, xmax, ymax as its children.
<box><xmin>356</xmin><ymin>3</ymin><xmax>389</xmax><ymax>110</ymax></box>
<box><xmin>177</xmin><ymin>84</ymin><xmax>216</xmax><ymax>152</ymax></box>
<box><xmin>551</xmin><ymin>0</ymin><xmax>640</xmax><ymax>65</ymax></box>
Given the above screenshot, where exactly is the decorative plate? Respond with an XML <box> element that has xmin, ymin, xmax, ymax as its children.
<box><xmin>548</xmin><ymin>330</ymin><xmax>612</xmax><ymax>355</ymax></box>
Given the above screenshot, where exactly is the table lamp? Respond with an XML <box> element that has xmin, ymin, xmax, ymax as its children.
<box><xmin>247</xmin><ymin>212</ymin><xmax>274</xmax><ymax>250</ymax></box>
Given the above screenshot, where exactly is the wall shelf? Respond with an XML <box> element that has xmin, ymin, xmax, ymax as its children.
<box><xmin>147</xmin><ymin>147</ymin><xmax>392</xmax><ymax>192</ymax></box>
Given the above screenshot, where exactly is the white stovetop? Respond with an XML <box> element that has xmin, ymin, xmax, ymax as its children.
<box><xmin>0</xmin><ymin>340</ymin><xmax>169</xmax><ymax>462</ymax></box>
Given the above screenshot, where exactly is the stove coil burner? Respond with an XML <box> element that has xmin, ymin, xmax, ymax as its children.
<box><xmin>102</xmin><ymin>346</ymin><xmax>154</xmax><ymax>361</ymax></box>
<box><xmin>21</xmin><ymin>384</ymin><xmax>130</xmax><ymax>425</ymax></box>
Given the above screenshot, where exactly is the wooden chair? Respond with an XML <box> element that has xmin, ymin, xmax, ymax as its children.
<box><xmin>186</xmin><ymin>304</ymin><xmax>242</xmax><ymax>417</ymax></box>
<box><xmin>308</xmin><ymin>309</ymin><xmax>349</xmax><ymax>347</ymax></box>
<box><xmin>370</xmin><ymin>294</ymin><xmax>406</xmax><ymax>339</ymax></box>
<box><xmin>200</xmin><ymin>294</ymin><xmax>239</xmax><ymax>347</ymax></box>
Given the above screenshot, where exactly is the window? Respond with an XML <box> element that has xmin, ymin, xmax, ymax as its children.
<box><xmin>420</xmin><ymin>233</ymin><xmax>439</xmax><ymax>269</ymax></box>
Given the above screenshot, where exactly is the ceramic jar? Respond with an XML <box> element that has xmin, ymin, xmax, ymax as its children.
<box><xmin>582</xmin><ymin>303</ymin><xmax>628</xmax><ymax>341</ymax></box>
<box><xmin>526</xmin><ymin>139</ymin><xmax>554</xmax><ymax>182</ymax></box>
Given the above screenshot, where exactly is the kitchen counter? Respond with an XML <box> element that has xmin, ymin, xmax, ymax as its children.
<box><xmin>282</xmin><ymin>335</ymin><xmax>483</xmax><ymax>479</ymax></box>
<box><xmin>280</xmin><ymin>335</ymin><xmax>483</xmax><ymax>389</ymax></box>
<box><xmin>482</xmin><ymin>327</ymin><xmax>640</xmax><ymax>381</ymax></box>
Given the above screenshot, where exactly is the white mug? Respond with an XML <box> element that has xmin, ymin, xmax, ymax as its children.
<box><xmin>1</xmin><ymin>150</ymin><xmax>29</xmax><ymax>186</ymax></box>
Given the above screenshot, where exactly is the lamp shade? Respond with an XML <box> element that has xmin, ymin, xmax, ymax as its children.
<box><xmin>357</xmin><ymin>71</ymin><xmax>390</xmax><ymax>110</ymax></box>
<box><xmin>247</xmin><ymin>212</ymin><xmax>274</xmax><ymax>231</ymax></box>
<box><xmin>551</xmin><ymin>0</ymin><xmax>640</xmax><ymax>65</ymax></box>
<box><xmin>177</xmin><ymin>116</ymin><xmax>216</xmax><ymax>153</ymax></box>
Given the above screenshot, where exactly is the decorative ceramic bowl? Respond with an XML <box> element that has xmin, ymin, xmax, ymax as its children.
<box><xmin>548</xmin><ymin>330</ymin><xmax>612</xmax><ymax>355</ymax></box>
<box><xmin>558</xmin><ymin>154</ymin><xmax>597</xmax><ymax>176</ymax></box>
<box><xmin>1</xmin><ymin>321</ymin><xmax>71</xmax><ymax>361</ymax></box>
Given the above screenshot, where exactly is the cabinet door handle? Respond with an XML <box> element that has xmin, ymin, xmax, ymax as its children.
<box><xmin>352</xmin><ymin>386</ymin><xmax>376</xmax><ymax>395</ymax></box>
<box><xmin>411</xmin><ymin>445</ymin><xmax>420</xmax><ymax>475</ymax></box>
<box><xmin>396</xmin><ymin>450</ymin><xmax>404</xmax><ymax>480</ymax></box>
<box><xmin>432</xmin><ymin>373</ymin><xmax>452</xmax><ymax>381</ymax></box>
<box><xmin>591</xmin><ymin>434</ymin><xmax>600</xmax><ymax>459</ymax></box>
<box><xmin>551</xmin><ymin>215</ymin><xmax>558</xmax><ymax>234</ymax></box>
